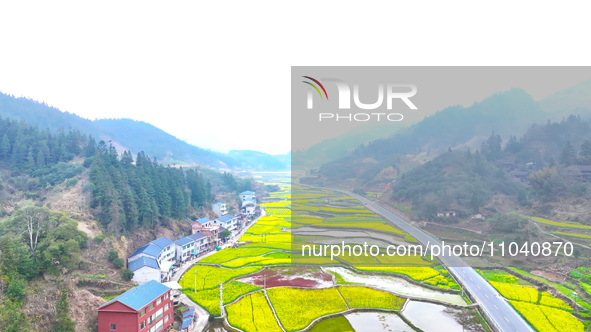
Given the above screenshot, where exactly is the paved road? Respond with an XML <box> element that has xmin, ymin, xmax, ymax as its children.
<box><xmin>343</xmin><ymin>190</ymin><xmax>534</xmax><ymax>332</ymax></box>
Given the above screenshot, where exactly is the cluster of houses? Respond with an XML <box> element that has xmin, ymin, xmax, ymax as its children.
<box><xmin>98</xmin><ymin>192</ymin><xmax>258</xmax><ymax>331</ymax></box>
<box><xmin>127</xmin><ymin>192</ymin><xmax>258</xmax><ymax>285</ymax></box>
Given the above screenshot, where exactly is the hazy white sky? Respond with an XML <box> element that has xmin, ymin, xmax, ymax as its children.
<box><xmin>0</xmin><ymin>1</ymin><xmax>589</xmax><ymax>155</ymax></box>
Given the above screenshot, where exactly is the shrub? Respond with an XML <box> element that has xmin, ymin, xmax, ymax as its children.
<box><xmin>94</xmin><ymin>234</ymin><xmax>106</xmax><ymax>243</ymax></box>
<box><xmin>64</xmin><ymin>178</ymin><xmax>78</xmax><ymax>188</ymax></box>
<box><xmin>106</xmin><ymin>250</ymin><xmax>118</xmax><ymax>262</ymax></box>
<box><xmin>112</xmin><ymin>257</ymin><xmax>124</xmax><ymax>269</ymax></box>
<box><xmin>122</xmin><ymin>269</ymin><xmax>134</xmax><ymax>281</ymax></box>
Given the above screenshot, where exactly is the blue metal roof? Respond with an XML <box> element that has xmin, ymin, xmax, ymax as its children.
<box><xmin>215</xmin><ymin>202</ymin><xmax>224</xmax><ymax>206</ymax></box>
<box><xmin>175</xmin><ymin>236</ymin><xmax>194</xmax><ymax>246</ymax></box>
<box><xmin>183</xmin><ymin>308</ymin><xmax>195</xmax><ymax>318</ymax></box>
<box><xmin>189</xmin><ymin>232</ymin><xmax>206</xmax><ymax>241</ymax></box>
<box><xmin>150</xmin><ymin>237</ymin><xmax>173</xmax><ymax>249</ymax></box>
<box><xmin>129</xmin><ymin>243</ymin><xmax>162</xmax><ymax>258</ymax></box>
<box><xmin>240</xmin><ymin>191</ymin><xmax>255</xmax><ymax>195</ymax></box>
<box><xmin>128</xmin><ymin>257</ymin><xmax>159</xmax><ymax>272</ymax></box>
<box><xmin>99</xmin><ymin>280</ymin><xmax>170</xmax><ymax>311</ymax></box>
<box><xmin>181</xmin><ymin>317</ymin><xmax>193</xmax><ymax>329</ymax></box>
<box><xmin>196</xmin><ymin>217</ymin><xmax>211</xmax><ymax>224</ymax></box>
<box><xmin>216</xmin><ymin>214</ymin><xmax>235</xmax><ymax>223</ymax></box>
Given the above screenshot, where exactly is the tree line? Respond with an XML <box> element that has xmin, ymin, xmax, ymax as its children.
<box><xmin>88</xmin><ymin>145</ymin><xmax>214</xmax><ymax>233</ymax></box>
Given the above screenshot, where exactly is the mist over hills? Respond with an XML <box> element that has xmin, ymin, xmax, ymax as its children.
<box><xmin>315</xmin><ymin>82</ymin><xmax>591</xmax><ymax>182</ymax></box>
<box><xmin>0</xmin><ymin>92</ymin><xmax>289</xmax><ymax>171</ymax></box>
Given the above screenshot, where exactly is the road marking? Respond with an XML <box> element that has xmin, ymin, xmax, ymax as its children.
<box><xmin>504</xmin><ymin>316</ymin><xmax>509</xmax><ymax>323</ymax></box>
<box><xmin>477</xmin><ymin>285</ymin><xmax>481</xmax><ymax>289</ymax></box>
<box><xmin>469</xmin><ymin>277</ymin><xmax>473</xmax><ymax>281</ymax></box>
<box><xmin>485</xmin><ymin>294</ymin><xmax>489</xmax><ymax>299</ymax></box>
<box><xmin>494</xmin><ymin>305</ymin><xmax>499</xmax><ymax>310</ymax></box>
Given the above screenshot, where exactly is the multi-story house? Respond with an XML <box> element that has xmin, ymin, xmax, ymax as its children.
<box><xmin>98</xmin><ymin>280</ymin><xmax>174</xmax><ymax>332</ymax></box>
<box><xmin>212</xmin><ymin>202</ymin><xmax>227</xmax><ymax>217</ymax></box>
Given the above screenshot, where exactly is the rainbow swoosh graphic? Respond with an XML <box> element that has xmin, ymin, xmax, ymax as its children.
<box><xmin>302</xmin><ymin>76</ymin><xmax>328</xmax><ymax>100</ymax></box>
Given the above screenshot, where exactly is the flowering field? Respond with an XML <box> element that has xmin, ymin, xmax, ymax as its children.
<box><xmin>185</xmin><ymin>280</ymin><xmax>261</xmax><ymax>316</ymax></box>
<box><xmin>337</xmin><ymin>286</ymin><xmax>405</xmax><ymax>309</ymax></box>
<box><xmin>423</xmin><ymin>274</ymin><xmax>459</xmax><ymax>289</ymax></box>
<box><xmin>552</xmin><ymin>231</ymin><xmax>591</xmax><ymax>239</ymax></box>
<box><xmin>199</xmin><ymin>247</ymin><xmax>276</xmax><ymax>264</ymax></box>
<box><xmin>539</xmin><ymin>292</ymin><xmax>572</xmax><ymax>310</ymax></box>
<box><xmin>226</xmin><ymin>291</ymin><xmax>283</xmax><ymax>332</ymax></box>
<box><xmin>183</xmin><ymin>182</ymin><xmax>492</xmax><ymax>330</ymax></box>
<box><xmin>489</xmin><ymin>281</ymin><xmax>539</xmax><ymax>303</ymax></box>
<box><xmin>179</xmin><ymin>265</ymin><xmax>261</xmax><ymax>291</ymax></box>
<box><xmin>185</xmin><ymin>287</ymin><xmax>221</xmax><ymax>315</ymax></box>
<box><xmin>266</xmin><ymin>208</ymin><xmax>291</xmax><ymax>216</ymax></box>
<box><xmin>527</xmin><ymin>216</ymin><xmax>591</xmax><ymax>230</ymax></box>
<box><xmin>267</xmin><ymin>287</ymin><xmax>349</xmax><ymax>331</ymax></box>
<box><xmin>510</xmin><ymin>301</ymin><xmax>584</xmax><ymax>332</ymax></box>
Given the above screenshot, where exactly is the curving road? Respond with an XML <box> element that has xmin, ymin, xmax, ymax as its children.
<box><xmin>342</xmin><ymin>190</ymin><xmax>534</xmax><ymax>332</ymax></box>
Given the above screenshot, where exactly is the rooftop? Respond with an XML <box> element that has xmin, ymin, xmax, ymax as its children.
<box><xmin>174</xmin><ymin>236</ymin><xmax>195</xmax><ymax>246</ymax></box>
<box><xmin>215</xmin><ymin>202</ymin><xmax>225</xmax><ymax>206</ymax></box>
<box><xmin>129</xmin><ymin>243</ymin><xmax>162</xmax><ymax>258</ymax></box>
<box><xmin>240</xmin><ymin>191</ymin><xmax>255</xmax><ymax>195</ymax></box>
<box><xmin>196</xmin><ymin>217</ymin><xmax>211</xmax><ymax>224</ymax></box>
<box><xmin>150</xmin><ymin>237</ymin><xmax>174</xmax><ymax>249</ymax></box>
<box><xmin>216</xmin><ymin>214</ymin><xmax>236</xmax><ymax>223</ymax></box>
<box><xmin>189</xmin><ymin>232</ymin><xmax>206</xmax><ymax>241</ymax></box>
<box><xmin>98</xmin><ymin>280</ymin><xmax>170</xmax><ymax>311</ymax></box>
<box><xmin>128</xmin><ymin>256</ymin><xmax>159</xmax><ymax>272</ymax></box>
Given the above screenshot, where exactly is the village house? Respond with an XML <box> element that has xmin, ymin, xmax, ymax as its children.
<box><xmin>239</xmin><ymin>190</ymin><xmax>256</xmax><ymax>202</ymax></box>
<box><xmin>127</xmin><ymin>237</ymin><xmax>175</xmax><ymax>284</ymax></box>
<box><xmin>128</xmin><ymin>256</ymin><xmax>161</xmax><ymax>285</ymax></box>
<box><xmin>212</xmin><ymin>202</ymin><xmax>227</xmax><ymax>217</ymax></box>
<box><xmin>174</xmin><ymin>232</ymin><xmax>207</xmax><ymax>262</ymax></box>
<box><xmin>195</xmin><ymin>217</ymin><xmax>212</xmax><ymax>227</ymax></box>
<box><xmin>239</xmin><ymin>191</ymin><xmax>257</xmax><ymax>215</ymax></box>
<box><xmin>97</xmin><ymin>280</ymin><xmax>174</xmax><ymax>332</ymax></box>
<box><xmin>214</xmin><ymin>214</ymin><xmax>239</xmax><ymax>232</ymax></box>
<box><xmin>192</xmin><ymin>220</ymin><xmax>221</xmax><ymax>250</ymax></box>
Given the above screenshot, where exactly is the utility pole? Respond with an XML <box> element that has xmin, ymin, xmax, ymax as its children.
<box><xmin>220</xmin><ymin>282</ymin><xmax>224</xmax><ymax>317</ymax></box>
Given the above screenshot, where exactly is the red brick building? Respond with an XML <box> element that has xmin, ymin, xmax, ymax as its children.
<box><xmin>98</xmin><ymin>280</ymin><xmax>174</xmax><ymax>332</ymax></box>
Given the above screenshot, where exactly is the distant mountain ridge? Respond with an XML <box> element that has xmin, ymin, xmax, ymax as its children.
<box><xmin>317</xmin><ymin>82</ymin><xmax>591</xmax><ymax>183</ymax></box>
<box><xmin>0</xmin><ymin>92</ymin><xmax>289</xmax><ymax>171</ymax></box>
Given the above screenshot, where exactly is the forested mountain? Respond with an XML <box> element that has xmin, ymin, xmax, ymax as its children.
<box><xmin>88</xmin><ymin>147</ymin><xmax>214</xmax><ymax>234</ymax></box>
<box><xmin>319</xmin><ymin>88</ymin><xmax>546</xmax><ymax>181</ymax></box>
<box><xmin>389</xmin><ymin>116</ymin><xmax>591</xmax><ymax>220</ymax></box>
<box><xmin>392</xmin><ymin>149</ymin><xmax>523</xmax><ymax>219</ymax></box>
<box><xmin>0</xmin><ymin>115</ymin><xmax>227</xmax><ymax>232</ymax></box>
<box><xmin>0</xmin><ymin>92</ymin><xmax>288</xmax><ymax>170</ymax></box>
<box><xmin>0</xmin><ymin>115</ymin><xmax>258</xmax><ymax>330</ymax></box>
<box><xmin>293</xmin><ymin>121</ymin><xmax>407</xmax><ymax>169</ymax></box>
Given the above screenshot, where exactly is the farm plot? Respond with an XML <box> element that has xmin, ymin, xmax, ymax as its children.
<box><xmin>510</xmin><ymin>301</ymin><xmax>583</xmax><ymax>332</ymax></box>
<box><xmin>267</xmin><ymin>287</ymin><xmax>349</xmax><ymax>331</ymax></box>
<box><xmin>179</xmin><ymin>265</ymin><xmax>262</xmax><ymax>291</ymax></box>
<box><xmin>226</xmin><ymin>291</ymin><xmax>283</xmax><ymax>332</ymax></box>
